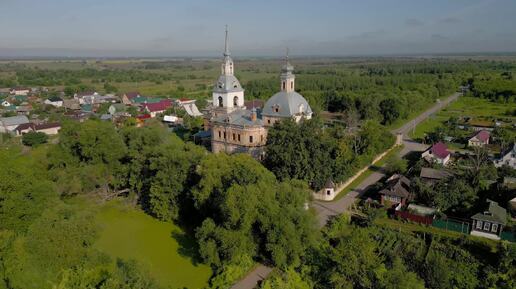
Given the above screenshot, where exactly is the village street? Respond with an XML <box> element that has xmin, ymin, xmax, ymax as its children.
<box><xmin>231</xmin><ymin>92</ymin><xmax>461</xmax><ymax>289</ymax></box>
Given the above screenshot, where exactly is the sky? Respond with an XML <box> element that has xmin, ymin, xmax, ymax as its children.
<box><xmin>1</xmin><ymin>0</ymin><xmax>516</xmax><ymax>57</ymax></box>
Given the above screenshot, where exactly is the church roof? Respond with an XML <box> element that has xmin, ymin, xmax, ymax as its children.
<box><xmin>212</xmin><ymin>108</ymin><xmax>263</xmax><ymax>127</ymax></box>
<box><xmin>262</xmin><ymin>91</ymin><xmax>312</xmax><ymax>118</ymax></box>
<box><xmin>213</xmin><ymin>74</ymin><xmax>243</xmax><ymax>93</ymax></box>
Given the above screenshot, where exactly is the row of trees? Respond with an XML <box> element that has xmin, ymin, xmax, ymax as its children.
<box><xmin>264</xmin><ymin>118</ymin><xmax>394</xmax><ymax>190</ymax></box>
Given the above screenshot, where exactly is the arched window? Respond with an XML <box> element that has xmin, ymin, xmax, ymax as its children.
<box><xmin>291</xmin><ymin>81</ymin><xmax>293</xmax><ymax>90</ymax></box>
<box><xmin>218</xmin><ymin>96</ymin><xmax>223</xmax><ymax>107</ymax></box>
<box><xmin>233</xmin><ymin>96</ymin><xmax>238</xmax><ymax>106</ymax></box>
<box><xmin>282</xmin><ymin>81</ymin><xmax>286</xmax><ymax>90</ymax></box>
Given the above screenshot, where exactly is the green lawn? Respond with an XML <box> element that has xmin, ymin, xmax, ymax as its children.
<box><xmin>409</xmin><ymin>96</ymin><xmax>516</xmax><ymax>139</ymax></box>
<box><xmin>95</xmin><ymin>202</ymin><xmax>212</xmax><ymax>289</ymax></box>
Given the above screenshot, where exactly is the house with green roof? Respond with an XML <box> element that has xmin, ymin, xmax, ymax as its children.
<box><xmin>12</xmin><ymin>95</ymin><xmax>28</xmax><ymax>103</ymax></box>
<box><xmin>131</xmin><ymin>96</ymin><xmax>162</xmax><ymax>104</ymax></box>
<box><xmin>471</xmin><ymin>200</ymin><xmax>507</xmax><ymax>240</ymax></box>
<box><xmin>108</xmin><ymin>103</ymin><xmax>127</xmax><ymax>115</ymax></box>
<box><xmin>81</xmin><ymin>104</ymin><xmax>93</xmax><ymax>113</ymax></box>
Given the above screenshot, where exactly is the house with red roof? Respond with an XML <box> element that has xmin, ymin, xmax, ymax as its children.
<box><xmin>142</xmin><ymin>99</ymin><xmax>172</xmax><ymax>117</ymax></box>
<box><xmin>421</xmin><ymin>142</ymin><xmax>451</xmax><ymax>166</ymax></box>
<box><xmin>468</xmin><ymin>130</ymin><xmax>490</xmax><ymax>147</ymax></box>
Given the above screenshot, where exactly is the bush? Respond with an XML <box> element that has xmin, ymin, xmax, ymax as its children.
<box><xmin>22</xmin><ymin>132</ymin><xmax>48</xmax><ymax>147</ymax></box>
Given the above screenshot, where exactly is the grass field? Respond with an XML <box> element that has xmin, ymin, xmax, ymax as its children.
<box><xmin>410</xmin><ymin>96</ymin><xmax>515</xmax><ymax>139</ymax></box>
<box><xmin>95</xmin><ymin>201</ymin><xmax>212</xmax><ymax>289</ymax></box>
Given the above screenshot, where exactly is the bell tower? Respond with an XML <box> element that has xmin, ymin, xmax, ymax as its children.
<box><xmin>280</xmin><ymin>48</ymin><xmax>295</xmax><ymax>93</ymax></box>
<box><xmin>212</xmin><ymin>26</ymin><xmax>245</xmax><ymax>113</ymax></box>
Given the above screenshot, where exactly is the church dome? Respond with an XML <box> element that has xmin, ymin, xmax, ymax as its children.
<box><xmin>213</xmin><ymin>74</ymin><xmax>243</xmax><ymax>93</ymax></box>
<box><xmin>262</xmin><ymin>91</ymin><xmax>312</xmax><ymax>118</ymax></box>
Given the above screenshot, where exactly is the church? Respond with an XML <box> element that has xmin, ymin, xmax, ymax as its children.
<box><xmin>207</xmin><ymin>28</ymin><xmax>313</xmax><ymax>158</ymax></box>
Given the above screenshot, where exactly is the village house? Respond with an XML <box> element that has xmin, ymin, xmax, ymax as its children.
<box><xmin>44</xmin><ymin>96</ymin><xmax>64</xmax><ymax>108</ymax></box>
<box><xmin>10</xmin><ymin>87</ymin><xmax>30</xmax><ymax>96</ymax></box>
<box><xmin>419</xmin><ymin>167</ymin><xmax>453</xmax><ymax>185</ymax></box>
<box><xmin>14</xmin><ymin>123</ymin><xmax>34</xmax><ymax>135</ymax></box>
<box><xmin>494</xmin><ymin>144</ymin><xmax>516</xmax><ymax>169</ymax></box>
<box><xmin>14</xmin><ymin>122</ymin><xmax>61</xmax><ymax>136</ymax></box>
<box><xmin>176</xmin><ymin>98</ymin><xmax>203</xmax><ymax>117</ymax></box>
<box><xmin>142</xmin><ymin>99</ymin><xmax>172</xmax><ymax>117</ymax></box>
<box><xmin>63</xmin><ymin>99</ymin><xmax>81</xmax><ymax>110</ymax></box>
<box><xmin>379</xmin><ymin>174</ymin><xmax>412</xmax><ymax>207</ymax></box>
<box><xmin>121</xmin><ymin>91</ymin><xmax>141</xmax><ymax>105</ymax></box>
<box><xmin>108</xmin><ymin>103</ymin><xmax>128</xmax><ymax>115</ymax></box>
<box><xmin>0</xmin><ymin>115</ymin><xmax>30</xmax><ymax>133</ymax></box>
<box><xmin>468</xmin><ymin>130</ymin><xmax>490</xmax><ymax>147</ymax></box>
<box><xmin>470</xmin><ymin>200</ymin><xmax>507</xmax><ymax>240</ymax></box>
<box><xmin>11</xmin><ymin>94</ymin><xmax>28</xmax><ymax>104</ymax></box>
<box><xmin>421</xmin><ymin>142</ymin><xmax>451</xmax><ymax>166</ymax></box>
<box><xmin>1</xmin><ymin>100</ymin><xmax>11</xmax><ymax>107</ymax></box>
<box><xmin>16</xmin><ymin>105</ymin><xmax>33</xmax><ymax>115</ymax></box>
<box><xmin>34</xmin><ymin>122</ymin><xmax>61</xmax><ymax>135</ymax></box>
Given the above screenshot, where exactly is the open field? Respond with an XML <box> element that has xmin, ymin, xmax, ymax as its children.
<box><xmin>95</xmin><ymin>201</ymin><xmax>212</xmax><ymax>289</ymax></box>
<box><xmin>410</xmin><ymin>96</ymin><xmax>516</xmax><ymax>139</ymax></box>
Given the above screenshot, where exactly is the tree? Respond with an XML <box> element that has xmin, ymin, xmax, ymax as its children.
<box><xmin>378</xmin><ymin>258</ymin><xmax>425</xmax><ymax>289</ymax></box>
<box><xmin>379</xmin><ymin>98</ymin><xmax>401</xmax><ymax>125</ymax></box>
<box><xmin>22</xmin><ymin>131</ymin><xmax>48</xmax><ymax>146</ymax></box>
<box><xmin>264</xmin><ymin>119</ymin><xmax>340</xmax><ymax>190</ymax></box>
<box><xmin>384</xmin><ymin>154</ymin><xmax>408</xmax><ymax>175</ymax></box>
<box><xmin>261</xmin><ymin>269</ymin><xmax>312</xmax><ymax>289</ymax></box>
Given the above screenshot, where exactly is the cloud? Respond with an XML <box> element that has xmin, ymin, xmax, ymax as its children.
<box><xmin>441</xmin><ymin>17</ymin><xmax>462</xmax><ymax>24</ymax></box>
<box><xmin>405</xmin><ymin>18</ymin><xmax>424</xmax><ymax>27</ymax></box>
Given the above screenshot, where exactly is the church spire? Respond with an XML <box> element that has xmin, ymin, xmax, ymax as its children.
<box><xmin>221</xmin><ymin>25</ymin><xmax>234</xmax><ymax>76</ymax></box>
<box><xmin>224</xmin><ymin>25</ymin><xmax>230</xmax><ymax>57</ymax></box>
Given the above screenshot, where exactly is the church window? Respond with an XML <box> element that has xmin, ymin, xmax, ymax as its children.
<box><xmin>223</xmin><ymin>132</ymin><xmax>226</xmax><ymax>139</ymax></box>
<box><xmin>282</xmin><ymin>81</ymin><xmax>286</xmax><ymax>90</ymax></box>
<box><xmin>249</xmin><ymin>135</ymin><xmax>253</xmax><ymax>143</ymax></box>
<box><xmin>218</xmin><ymin>131</ymin><xmax>221</xmax><ymax>139</ymax></box>
<box><xmin>233</xmin><ymin>96</ymin><xmax>238</xmax><ymax>106</ymax></box>
<box><xmin>326</xmin><ymin>190</ymin><xmax>331</xmax><ymax>196</ymax></box>
<box><xmin>267</xmin><ymin>119</ymin><xmax>271</xmax><ymax>124</ymax></box>
<box><xmin>274</xmin><ymin>107</ymin><xmax>279</xmax><ymax>113</ymax></box>
<box><xmin>291</xmin><ymin>82</ymin><xmax>293</xmax><ymax>89</ymax></box>
<box><xmin>218</xmin><ymin>96</ymin><xmax>223</xmax><ymax>107</ymax></box>
<box><xmin>261</xmin><ymin>135</ymin><xmax>263</xmax><ymax>142</ymax></box>
<box><xmin>238</xmin><ymin>134</ymin><xmax>241</xmax><ymax>142</ymax></box>
<box><xmin>232</xmin><ymin>133</ymin><xmax>236</xmax><ymax>141</ymax></box>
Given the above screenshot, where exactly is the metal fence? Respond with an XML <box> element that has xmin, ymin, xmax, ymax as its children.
<box><xmin>432</xmin><ymin>219</ymin><xmax>470</xmax><ymax>234</ymax></box>
<box><xmin>501</xmin><ymin>231</ymin><xmax>516</xmax><ymax>242</ymax></box>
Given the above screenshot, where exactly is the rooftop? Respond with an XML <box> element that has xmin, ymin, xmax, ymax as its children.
<box><xmin>472</xmin><ymin>200</ymin><xmax>507</xmax><ymax>225</ymax></box>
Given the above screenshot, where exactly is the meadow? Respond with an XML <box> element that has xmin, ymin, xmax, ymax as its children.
<box><xmin>95</xmin><ymin>201</ymin><xmax>212</xmax><ymax>289</ymax></box>
<box><xmin>410</xmin><ymin>96</ymin><xmax>516</xmax><ymax>139</ymax></box>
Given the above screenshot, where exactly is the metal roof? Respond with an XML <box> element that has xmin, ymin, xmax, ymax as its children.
<box><xmin>472</xmin><ymin>200</ymin><xmax>507</xmax><ymax>225</ymax></box>
<box><xmin>0</xmin><ymin>115</ymin><xmax>29</xmax><ymax>127</ymax></box>
<box><xmin>262</xmin><ymin>91</ymin><xmax>313</xmax><ymax>118</ymax></box>
<box><xmin>212</xmin><ymin>108</ymin><xmax>263</xmax><ymax>127</ymax></box>
<box><xmin>213</xmin><ymin>75</ymin><xmax>244</xmax><ymax>93</ymax></box>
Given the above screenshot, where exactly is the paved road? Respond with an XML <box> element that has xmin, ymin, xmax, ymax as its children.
<box><xmin>230</xmin><ymin>92</ymin><xmax>460</xmax><ymax>289</ymax></box>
